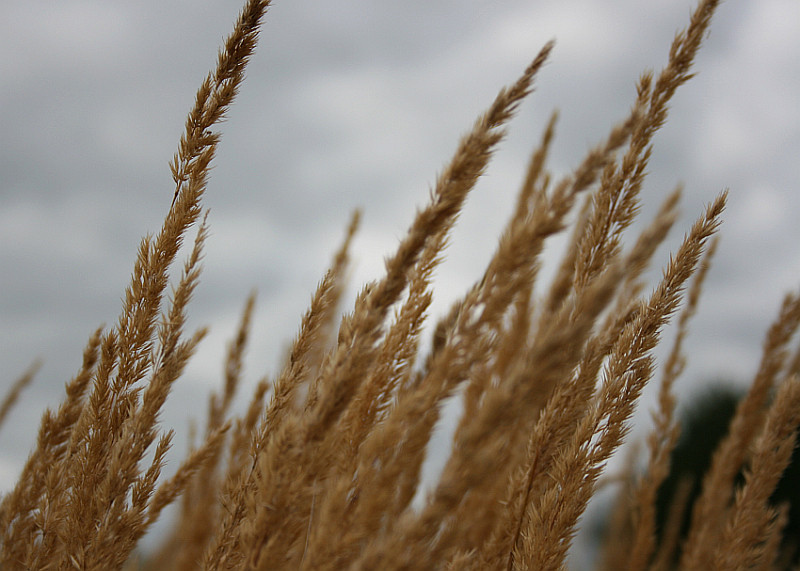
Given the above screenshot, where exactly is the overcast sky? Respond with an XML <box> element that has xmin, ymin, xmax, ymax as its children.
<box><xmin>1</xmin><ymin>0</ymin><xmax>798</xmax><ymax>560</ymax></box>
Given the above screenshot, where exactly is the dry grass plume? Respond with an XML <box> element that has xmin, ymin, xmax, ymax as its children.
<box><xmin>3</xmin><ymin>0</ymin><xmax>799</xmax><ymax>569</ymax></box>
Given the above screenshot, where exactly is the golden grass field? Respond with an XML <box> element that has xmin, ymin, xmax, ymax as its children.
<box><xmin>2</xmin><ymin>0</ymin><xmax>799</xmax><ymax>569</ymax></box>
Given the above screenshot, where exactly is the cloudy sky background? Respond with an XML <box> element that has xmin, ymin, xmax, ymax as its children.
<box><xmin>1</xmin><ymin>0</ymin><xmax>798</xmax><ymax>561</ymax></box>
